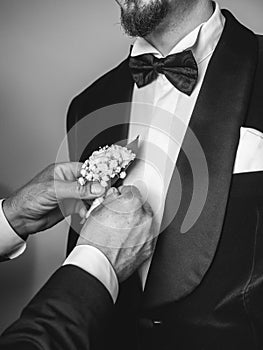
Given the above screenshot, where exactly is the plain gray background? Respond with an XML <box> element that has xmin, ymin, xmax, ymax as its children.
<box><xmin>0</xmin><ymin>0</ymin><xmax>262</xmax><ymax>332</ymax></box>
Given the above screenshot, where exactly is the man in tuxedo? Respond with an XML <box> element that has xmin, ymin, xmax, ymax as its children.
<box><xmin>0</xmin><ymin>161</ymin><xmax>154</xmax><ymax>349</ymax></box>
<box><xmin>66</xmin><ymin>0</ymin><xmax>263</xmax><ymax>348</ymax></box>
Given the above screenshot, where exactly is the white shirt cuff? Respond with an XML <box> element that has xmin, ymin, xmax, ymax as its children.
<box><xmin>63</xmin><ymin>245</ymin><xmax>119</xmax><ymax>303</ymax></box>
<box><xmin>0</xmin><ymin>199</ymin><xmax>26</xmax><ymax>259</ymax></box>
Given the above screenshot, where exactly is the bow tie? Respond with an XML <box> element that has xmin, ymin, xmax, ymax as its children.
<box><xmin>129</xmin><ymin>50</ymin><xmax>198</xmax><ymax>96</ymax></box>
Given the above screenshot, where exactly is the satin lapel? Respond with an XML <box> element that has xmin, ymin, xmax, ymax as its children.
<box><xmin>143</xmin><ymin>11</ymin><xmax>258</xmax><ymax>307</ymax></box>
<box><xmin>76</xmin><ymin>59</ymin><xmax>135</xmax><ymax>162</ymax></box>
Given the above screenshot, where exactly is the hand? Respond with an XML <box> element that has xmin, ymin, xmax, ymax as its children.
<box><xmin>3</xmin><ymin>162</ymin><xmax>105</xmax><ymax>240</ymax></box>
<box><xmin>77</xmin><ymin>185</ymin><xmax>155</xmax><ymax>282</ymax></box>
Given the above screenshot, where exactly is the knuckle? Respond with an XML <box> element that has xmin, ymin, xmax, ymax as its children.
<box><xmin>43</xmin><ymin>163</ymin><xmax>56</xmax><ymax>180</ymax></box>
<box><xmin>78</xmin><ymin>183</ymin><xmax>90</xmax><ymax>198</ymax></box>
<box><xmin>122</xmin><ymin>185</ymin><xmax>140</xmax><ymax>196</ymax></box>
<box><xmin>48</xmin><ymin>163</ymin><xmax>56</xmax><ymax>171</ymax></box>
<box><xmin>129</xmin><ymin>185</ymin><xmax>141</xmax><ymax>197</ymax></box>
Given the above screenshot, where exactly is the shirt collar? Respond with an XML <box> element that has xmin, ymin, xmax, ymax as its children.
<box><xmin>131</xmin><ymin>1</ymin><xmax>225</xmax><ymax>65</ymax></box>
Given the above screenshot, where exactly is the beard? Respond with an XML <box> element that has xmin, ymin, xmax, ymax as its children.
<box><xmin>120</xmin><ymin>0</ymin><xmax>171</xmax><ymax>37</ymax></box>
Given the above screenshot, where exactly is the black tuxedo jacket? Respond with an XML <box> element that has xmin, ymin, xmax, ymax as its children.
<box><xmin>66</xmin><ymin>10</ymin><xmax>263</xmax><ymax>350</ymax></box>
<box><xmin>0</xmin><ymin>266</ymin><xmax>114</xmax><ymax>350</ymax></box>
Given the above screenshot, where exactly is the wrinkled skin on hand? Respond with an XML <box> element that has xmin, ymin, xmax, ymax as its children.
<box><xmin>77</xmin><ymin>185</ymin><xmax>155</xmax><ymax>282</ymax></box>
<box><xmin>3</xmin><ymin>162</ymin><xmax>105</xmax><ymax>240</ymax></box>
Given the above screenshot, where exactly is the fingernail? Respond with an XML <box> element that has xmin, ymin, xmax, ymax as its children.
<box><xmin>79</xmin><ymin>207</ymin><xmax>87</xmax><ymax>219</ymax></box>
<box><xmin>91</xmin><ymin>183</ymin><xmax>104</xmax><ymax>195</ymax></box>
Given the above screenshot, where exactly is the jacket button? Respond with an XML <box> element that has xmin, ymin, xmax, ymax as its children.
<box><xmin>153</xmin><ymin>320</ymin><xmax>163</xmax><ymax>326</ymax></box>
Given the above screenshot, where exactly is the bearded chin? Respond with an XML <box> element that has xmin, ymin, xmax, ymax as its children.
<box><xmin>120</xmin><ymin>0</ymin><xmax>170</xmax><ymax>38</ymax></box>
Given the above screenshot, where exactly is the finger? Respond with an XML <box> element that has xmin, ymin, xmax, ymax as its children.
<box><xmin>105</xmin><ymin>187</ymin><xmax>118</xmax><ymax>197</ymax></box>
<box><xmin>142</xmin><ymin>200</ymin><xmax>154</xmax><ymax>218</ymax></box>
<box><xmin>104</xmin><ymin>187</ymin><xmax>120</xmax><ymax>202</ymax></box>
<box><xmin>53</xmin><ymin>162</ymin><xmax>84</xmax><ymax>181</ymax></box>
<box><xmin>54</xmin><ymin>180</ymin><xmax>105</xmax><ymax>201</ymax></box>
<box><xmin>43</xmin><ymin>205</ymin><xmax>85</xmax><ymax>231</ymax></box>
<box><xmin>102</xmin><ymin>188</ymin><xmax>120</xmax><ymax>206</ymax></box>
<box><xmin>118</xmin><ymin>185</ymin><xmax>143</xmax><ymax>212</ymax></box>
<box><xmin>42</xmin><ymin>207</ymin><xmax>65</xmax><ymax>231</ymax></box>
<box><xmin>119</xmin><ymin>185</ymin><xmax>141</xmax><ymax>199</ymax></box>
<box><xmin>117</xmin><ymin>185</ymin><xmax>124</xmax><ymax>192</ymax></box>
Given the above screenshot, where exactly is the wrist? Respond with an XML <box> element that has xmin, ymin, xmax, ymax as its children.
<box><xmin>64</xmin><ymin>245</ymin><xmax>119</xmax><ymax>303</ymax></box>
<box><xmin>2</xmin><ymin>198</ymin><xmax>29</xmax><ymax>241</ymax></box>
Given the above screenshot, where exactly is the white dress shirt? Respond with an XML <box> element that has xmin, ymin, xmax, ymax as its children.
<box><xmin>0</xmin><ymin>199</ymin><xmax>26</xmax><ymax>259</ymax></box>
<box><xmin>1</xmin><ymin>2</ymin><xmax>262</xmax><ymax>302</ymax></box>
<box><xmin>125</xmin><ymin>1</ymin><xmax>263</xmax><ymax>287</ymax></box>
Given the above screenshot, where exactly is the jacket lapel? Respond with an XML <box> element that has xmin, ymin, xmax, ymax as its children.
<box><xmin>143</xmin><ymin>10</ymin><xmax>258</xmax><ymax>307</ymax></box>
<box><xmin>73</xmin><ymin>59</ymin><xmax>135</xmax><ymax>162</ymax></box>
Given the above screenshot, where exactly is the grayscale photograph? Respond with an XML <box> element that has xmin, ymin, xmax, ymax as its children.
<box><xmin>0</xmin><ymin>0</ymin><xmax>263</xmax><ymax>349</ymax></box>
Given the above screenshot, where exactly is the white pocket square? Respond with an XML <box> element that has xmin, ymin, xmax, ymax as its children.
<box><xmin>234</xmin><ymin>127</ymin><xmax>263</xmax><ymax>174</ymax></box>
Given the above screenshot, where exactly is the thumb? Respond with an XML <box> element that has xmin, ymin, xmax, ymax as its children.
<box><xmin>54</xmin><ymin>180</ymin><xmax>105</xmax><ymax>201</ymax></box>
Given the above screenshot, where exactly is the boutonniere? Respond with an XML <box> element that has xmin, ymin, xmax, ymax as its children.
<box><xmin>78</xmin><ymin>136</ymin><xmax>139</xmax><ymax>219</ymax></box>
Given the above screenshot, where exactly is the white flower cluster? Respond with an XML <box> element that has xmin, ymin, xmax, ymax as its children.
<box><xmin>78</xmin><ymin>144</ymin><xmax>136</xmax><ymax>187</ymax></box>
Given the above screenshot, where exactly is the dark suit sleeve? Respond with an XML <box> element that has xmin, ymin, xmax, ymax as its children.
<box><xmin>0</xmin><ymin>265</ymin><xmax>114</xmax><ymax>350</ymax></box>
